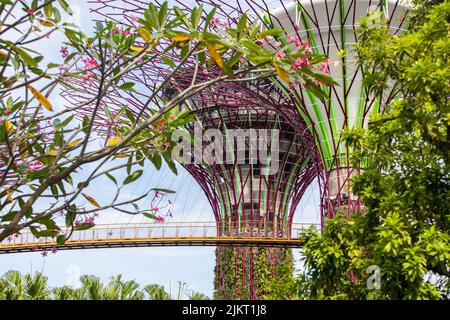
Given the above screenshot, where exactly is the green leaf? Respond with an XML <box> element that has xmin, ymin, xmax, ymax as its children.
<box><xmin>143</xmin><ymin>213</ymin><xmax>158</xmax><ymax>220</ymax></box>
<box><xmin>150</xmin><ymin>153</ymin><xmax>162</xmax><ymax>170</ymax></box>
<box><xmin>57</xmin><ymin>0</ymin><xmax>73</xmax><ymax>15</ymax></box>
<box><xmin>203</xmin><ymin>6</ymin><xmax>218</xmax><ymax>31</ymax></box>
<box><xmin>151</xmin><ymin>188</ymin><xmax>176</xmax><ymax>194</ymax></box>
<box><xmin>56</xmin><ymin>235</ymin><xmax>66</xmax><ymax>245</ymax></box>
<box><xmin>160</xmin><ymin>55</ymin><xmax>176</xmax><ymax>67</ymax></box>
<box><xmin>74</xmin><ymin>223</ymin><xmax>95</xmax><ymax>231</ymax></box>
<box><xmin>105</xmin><ymin>172</ymin><xmax>117</xmax><ymax>185</ymax></box>
<box><xmin>237</xmin><ymin>14</ymin><xmax>248</xmax><ymax>39</ymax></box>
<box><xmin>44</xmin><ymin>1</ymin><xmax>53</xmax><ymax>18</ymax></box>
<box><xmin>163</xmin><ymin>152</ymin><xmax>177</xmax><ymax>175</ymax></box>
<box><xmin>65</xmin><ymin>208</ymin><xmax>76</xmax><ymax>227</ymax></box>
<box><xmin>119</xmin><ymin>82</ymin><xmax>135</xmax><ymax>91</ymax></box>
<box><xmin>13</xmin><ymin>47</ymin><xmax>37</xmax><ymax>67</ymax></box>
<box><xmin>259</xmin><ymin>28</ymin><xmax>284</xmax><ymax>38</ymax></box>
<box><xmin>123</xmin><ymin>170</ymin><xmax>143</xmax><ymax>185</ymax></box>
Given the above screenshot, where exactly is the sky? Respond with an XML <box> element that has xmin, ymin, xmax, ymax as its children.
<box><xmin>0</xmin><ymin>0</ymin><xmax>322</xmax><ymax>297</ymax></box>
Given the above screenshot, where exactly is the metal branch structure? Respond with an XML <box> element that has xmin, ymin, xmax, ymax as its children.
<box><xmin>78</xmin><ymin>0</ymin><xmax>411</xmax><ymax>299</ymax></box>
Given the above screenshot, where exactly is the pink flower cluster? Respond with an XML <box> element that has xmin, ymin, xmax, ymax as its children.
<box><xmin>27</xmin><ymin>160</ymin><xmax>43</xmax><ymax>172</ymax></box>
<box><xmin>155</xmin><ymin>216</ymin><xmax>165</xmax><ymax>223</ymax></box>
<box><xmin>149</xmin><ymin>190</ymin><xmax>173</xmax><ymax>223</ymax></box>
<box><xmin>292</xmin><ymin>57</ymin><xmax>309</xmax><ymax>69</ymax></box>
<box><xmin>210</xmin><ymin>18</ymin><xmax>230</xmax><ymax>29</ymax></box>
<box><xmin>39</xmin><ymin>246</ymin><xmax>57</xmax><ymax>257</ymax></box>
<box><xmin>60</xmin><ymin>46</ymin><xmax>69</xmax><ymax>59</ymax></box>
<box><xmin>319</xmin><ymin>61</ymin><xmax>330</xmax><ymax>74</ymax></box>
<box><xmin>83</xmin><ymin>58</ymin><xmax>98</xmax><ymax>69</ymax></box>
<box><xmin>113</xmin><ymin>27</ymin><xmax>132</xmax><ymax>37</ymax></box>
<box><xmin>74</xmin><ymin>214</ymin><xmax>98</xmax><ymax>228</ymax></box>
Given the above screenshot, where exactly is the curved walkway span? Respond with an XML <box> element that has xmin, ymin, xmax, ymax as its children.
<box><xmin>0</xmin><ymin>222</ymin><xmax>318</xmax><ymax>254</ymax></box>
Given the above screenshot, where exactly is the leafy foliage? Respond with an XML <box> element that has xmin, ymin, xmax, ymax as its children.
<box><xmin>268</xmin><ymin>0</ymin><xmax>449</xmax><ymax>300</ymax></box>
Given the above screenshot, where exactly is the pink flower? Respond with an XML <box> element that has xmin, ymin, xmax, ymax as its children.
<box><xmin>319</xmin><ymin>62</ymin><xmax>330</xmax><ymax>74</ymax></box>
<box><xmin>105</xmin><ymin>120</ymin><xmax>114</xmax><ymax>126</ymax></box>
<box><xmin>82</xmin><ymin>58</ymin><xmax>98</xmax><ymax>69</ymax></box>
<box><xmin>302</xmin><ymin>41</ymin><xmax>312</xmax><ymax>54</ymax></box>
<box><xmin>274</xmin><ymin>51</ymin><xmax>286</xmax><ymax>59</ymax></box>
<box><xmin>60</xmin><ymin>46</ymin><xmax>69</xmax><ymax>59</ymax></box>
<box><xmin>274</xmin><ymin>41</ymin><xmax>282</xmax><ymax>47</ymax></box>
<box><xmin>27</xmin><ymin>160</ymin><xmax>43</xmax><ymax>172</ymax></box>
<box><xmin>51</xmin><ymin>246</ymin><xmax>58</xmax><ymax>254</ymax></box>
<box><xmin>58</xmin><ymin>65</ymin><xmax>66</xmax><ymax>72</ymax></box>
<box><xmin>85</xmin><ymin>217</ymin><xmax>94</xmax><ymax>225</ymax></box>
<box><xmin>350</xmin><ymin>270</ymin><xmax>357</xmax><ymax>283</ymax></box>
<box><xmin>132</xmin><ymin>16</ymin><xmax>140</xmax><ymax>22</ymax></box>
<box><xmin>113</xmin><ymin>27</ymin><xmax>121</xmax><ymax>34</ymax></box>
<box><xmin>292</xmin><ymin>57</ymin><xmax>309</xmax><ymax>69</ymax></box>
<box><xmin>287</xmin><ymin>35</ymin><xmax>301</xmax><ymax>47</ymax></box>
<box><xmin>123</xmin><ymin>30</ymin><xmax>131</xmax><ymax>37</ymax></box>
<box><xmin>156</xmin><ymin>216</ymin><xmax>165</xmax><ymax>223</ymax></box>
<box><xmin>28</xmin><ymin>8</ymin><xmax>34</xmax><ymax>15</ymax></box>
<box><xmin>210</xmin><ymin>18</ymin><xmax>220</xmax><ymax>27</ymax></box>
<box><xmin>152</xmin><ymin>207</ymin><xmax>159</xmax><ymax>212</ymax></box>
<box><xmin>265</xmin><ymin>35</ymin><xmax>274</xmax><ymax>41</ymax></box>
<box><xmin>32</xmin><ymin>246</ymin><xmax>38</xmax><ymax>252</ymax></box>
<box><xmin>41</xmin><ymin>250</ymin><xmax>48</xmax><ymax>257</ymax></box>
<box><xmin>4</xmin><ymin>109</ymin><xmax>11</xmax><ymax>116</ymax></box>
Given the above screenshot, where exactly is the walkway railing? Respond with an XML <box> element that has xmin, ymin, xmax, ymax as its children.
<box><xmin>0</xmin><ymin>221</ymin><xmax>318</xmax><ymax>254</ymax></box>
